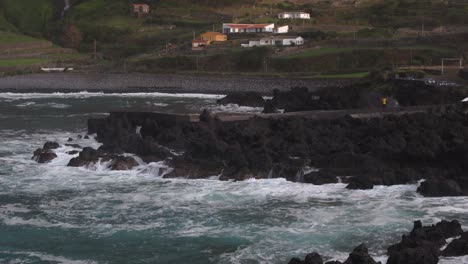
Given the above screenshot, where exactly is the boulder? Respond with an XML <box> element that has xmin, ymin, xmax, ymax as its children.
<box><xmin>32</xmin><ymin>148</ymin><xmax>57</xmax><ymax>163</ymax></box>
<box><xmin>442</xmin><ymin>232</ymin><xmax>468</xmax><ymax>257</ymax></box>
<box><xmin>342</xmin><ymin>244</ymin><xmax>381</xmax><ymax>264</ymax></box>
<box><xmin>216</xmin><ymin>92</ymin><xmax>265</xmax><ymax>107</ymax></box>
<box><xmin>43</xmin><ymin>142</ymin><xmax>60</xmax><ymax>150</ymax></box>
<box><xmin>387</xmin><ymin>220</ymin><xmax>464</xmax><ymax>264</ymax></box>
<box><xmin>288</xmin><ymin>252</ymin><xmax>324</xmax><ymax>264</ymax></box>
<box><xmin>108</xmin><ymin>156</ymin><xmax>139</xmax><ymax>171</ymax></box>
<box><xmin>66</xmin><ymin>150</ymin><xmax>79</xmax><ymax>155</ymax></box>
<box><xmin>346</xmin><ymin>177</ymin><xmax>374</xmax><ymax>190</ymax></box>
<box><xmin>262</xmin><ymin>99</ymin><xmax>279</xmax><ymax>114</ymax></box>
<box><xmin>303</xmin><ymin>170</ymin><xmax>339</xmax><ymax>185</ymax></box>
<box><xmin>67</xmin><ymin>147</ymin><xmax>100</xmax><ymax>167</ymax></box>
<box><xmin>305</xmin><ymin>252</ymin><xmax>324</xmax><ymax>264</ymax></box>
<box><xmin>417</xmin><ymin>178</ymin><xmax>464</xmax><ymax>197</ymax></box>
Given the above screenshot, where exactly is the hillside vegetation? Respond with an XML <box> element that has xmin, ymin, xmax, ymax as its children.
<box><xmin>0</xmin><ymin>0</ymin><xmax>467</xmax><ymax>77</ymax></box>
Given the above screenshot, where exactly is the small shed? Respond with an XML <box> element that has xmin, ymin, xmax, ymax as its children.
<box><xmin>131</xmin><ymin>4</ymin><xmax>150</xmax><ymax>18</ymax></box>
<box><xmin>192</xmin><ymin>39</ymin><xmax>209</xmax><ymax>51</ymax></box>
<box><xmin>200</xmin><ymin>32</ymin><xmax>228</xmax><ymax>43</ymax></box>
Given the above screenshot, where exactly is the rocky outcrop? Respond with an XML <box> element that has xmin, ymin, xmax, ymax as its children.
<box><xmin>289</xmin><ymin>220</ymin><xmax>465</xmax><ymax>264</ymax></box>
<box><xmin>32</xmin><ymin>148</ymin><xmax>57</xmax><ymax>163</ymax></box>
<box><xmin>67</xmin><ymin>147</ymin><xmax>139</xmax><ymax>170</ymax></box>
<box><xmin>442</xmin><ymin>232</ymin><xmax>468</xmax><ymax>257</ymax></box>
<box><xmin>289</xmin><ymin>244</ymin><xmax>381</xmax><ymax>264</ymax></box>
<box><xmin>417</xmin><ymin>177</ymin><xmax>464</xmax><ymax>197</ymax></box>
<box><xmin>68</xmin><ymin>147</ymin><xmax>100</xmax><ymax>167</ymax></box>
<box><xmin>43</xmin><ymin>141</ymin><xmax>60</xmax><ymax>150</ymax></box>
<box><xmin>387</xmin><ymin>220</ymin><xmax>464</xmax><ymax>264</ymax></box>
<box><xmin>217</xmin><ymin>92</ymin><xmax>265</xmax><ymax>107</ymax></box>
<box><xmin>77</xmin><ymin>104</ymin><xmax>468</xmax><ymax>196</ymax></box>
<box><xmin>32</xmin><ymin>142</ymin><xmax>61</xmax><ymax>163</ymax></box>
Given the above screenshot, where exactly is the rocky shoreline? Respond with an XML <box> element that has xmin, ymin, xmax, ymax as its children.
<box><xmin>33</xmin><ymin>99</ymin><xmax>468</xmax><ymax>198</ymax></box>
<box><xmin>289</xmin><ymin>219</ymin><xmax>468</xmax><ymax>264</ymax></box>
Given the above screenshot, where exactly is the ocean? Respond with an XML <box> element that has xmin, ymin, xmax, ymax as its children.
<box><xmin>0</xmin><ymin>92</ymin><xmax>467</xmax><ymax>264</ymax></box>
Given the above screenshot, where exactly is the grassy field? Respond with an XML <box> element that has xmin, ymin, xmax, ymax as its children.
<box><xmin>0</xmin><ymin>31</ymin><xmax>41</xmax><ymax>44</ymax></box>
<box><xmin>283</xmin><ymin>45</ymin><xmax>456</xmax><ymax>59</ymax></box>
<box><xmin>311</xmin><ymin>72</ymin><xmax>370</xmax><ymax>79</ymax></box>
<box><xmin>1</xmin><ymin>0</ymin><xmax>54</xmax><ymax>36</ymax></box>
<box><xmin>0</xmin><ymin>58</ymin><xmax>48</xmax><ymax>67</ymax></box>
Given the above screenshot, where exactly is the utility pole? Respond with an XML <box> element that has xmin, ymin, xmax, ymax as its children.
<box><xmin>441</xmin><ymin>59</ymin><xmax>445</xmax><ymax>75</ymax></box>
<box><xmin>421</xmin><ymin>15</ymin><xmax>425</xmax><ymax>37</ymax></box>
<box><xmin>93</xmin><ymin>39</ymin><xmax>97</xmax><ymax>60</ymax></box>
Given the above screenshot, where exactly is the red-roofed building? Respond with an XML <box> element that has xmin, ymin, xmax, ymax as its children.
<box><xmin>222</xmin><ymin>23</ymin><xmax>275</xmax><ymax>34</ymax></box>
<box><xmin>131</xmin><ymin>4</ymin><xmax>150</xmax><ymax>18</ymax></box>
<box><xmin>192</xmin><ymin>39</ymin><xmax>209</xmax><ymax>51</ymax></box>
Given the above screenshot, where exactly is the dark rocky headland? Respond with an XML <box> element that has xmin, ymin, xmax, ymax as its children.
<box><xmin>30</xmin><ymin>73</ymin><xmax>468</xmax><ymax>264</ymax></box>
<box><xmin>289</xmin><ymin>219</ymin><xmax>468</xmax><ymax>264</ymax></box>
<box><xmin>33</xmin><ymin>73</ymin><xmax>468</xmax><ymax>198</ymax></box>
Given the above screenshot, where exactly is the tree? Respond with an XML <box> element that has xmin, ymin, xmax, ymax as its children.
<box><xmin>62</xmin><ymin>24</ymin><xmax>83</xmax><ymax>49</ymax></box>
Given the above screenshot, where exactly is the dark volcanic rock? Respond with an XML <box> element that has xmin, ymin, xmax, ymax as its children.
<box><xmin>262</xmin><ymin>99</ymin><xmax>279</xmax><ymax>114</ymax></box>
<box><xmin>302</xmin><ymin>170</ymin><xmax>339</xmax><ymax>185</ymax></box>
<box><xmin>417</xmin><ymin>178</ymin><xmax>464</xmax><ymax>197</ymax></box>
<box><xmin>66</xmin><ymin>150</ymin><xmax>80</xmax><ymax>155</ymax></box>
<box><xmin>442</xmin><ymin>232</ymin><xmax>468</xmax><ymax>257</ymax></box>
<box><xmin>32</xmin><ymin>148</ymin><xmax>57</xmax><ymax>163</ymax></box>
<box><xmin>346</xmin><ymin>177</ymin><xmax>374</xmax><ymax>190</ymax></box>
<box><xmin>289</xmin><ymin>244</ymin><xmax>380</xmax><ymax>264</ymax></box>
<box><xmin>343</xmin><ymin>244</ymin><xmax>380</xmax><ymax>264</ymax></box>
<box><xmin>217</xmin><ymin>92</ymin><xmax>265</xmax><ymax>107</ymax></box>
<box><xmin>288</xmin><ymin>252</ymin><xmax>324</xmax><ymax>264</ymax></box>
<box><xmin>65</xmin><ymin>144</ymin><xmax>82</xmax><ymax>149</ymax></box>
<box><xmin>290</xmin><ymin>220</ymin><xmax>464</xmax><ymax>264</ymax></box>
<box><xmin>82</xmin><ymin>105</ymin><xmax>468</xmax><ymax>193</ymax></box>
<box><xmin>108</xmin><ymin>156</ymin><xmax>139</xmax><ymax>171</ymax></box>
<box><xmin>67</xmin><ymin>147</ymin><xmax>100</xmax><ymax>167</ymax></box>
<box><xmin>43</xmin><ymin>142</ymin><xmax>60</xmax><ymax>150</ymax></box>
<box><xmin>387</xmin><ymin>220</ymin><xmax>464</xmax><ymax>264</ymax></box>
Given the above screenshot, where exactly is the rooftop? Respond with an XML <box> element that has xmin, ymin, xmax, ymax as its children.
<box><xmin>224</xmin><ymin>23</ymin><xmax>273</xmax><ymax>29</ymax></box>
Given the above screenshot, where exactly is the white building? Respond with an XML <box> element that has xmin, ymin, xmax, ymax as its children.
<box><xmin>241</xmin><ymin>36</ymin><xmax>304</xmax><ymax>48</ymax></box>
<box><xmin>274</xmin><ymin>25</ymin><xmax>289</xmax><ymax>34</ymax></box>
<box><xmin>223</xmin><ymin>23</ymin><xmax>275</xmax><ymax>34</ymax></box>
<box><xmin>278</xmin><ymin>12</ymin><xmax>311</xmax><ymax>19</ymax></box>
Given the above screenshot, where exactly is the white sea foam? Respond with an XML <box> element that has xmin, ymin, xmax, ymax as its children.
<box><xmin>203</xmin><ymin>103</ymin><xmax>264</xmax><ymax>113</ymax></box>
<box><xmin>2</xmin><ymin>129</ymin><xmax>468</xmax><ymax>263</ymax></box>
<box><xmin>0</xmin><ymin>92</ymin><xmax>225</xmax><ymax>100</ymax></box>
<box><xmin>15</xmin><ymin>102</ymin><xmax>71</xmax><ymax>109</ymax></box>
<box><xmin>0</xmin><ymin>251</ymin><xmax>97</xmax><ymax>264</ymax></box>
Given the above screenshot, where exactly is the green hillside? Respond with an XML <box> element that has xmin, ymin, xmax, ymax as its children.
<box><xmin>0</xmin><ymin>0</ymin><xmax>467</xmax><ymax>77</ymax></box>
<box><xmin>1</xmin><ymin>0</ymin><xmax>54</xmax><ymax>36</ymax></box>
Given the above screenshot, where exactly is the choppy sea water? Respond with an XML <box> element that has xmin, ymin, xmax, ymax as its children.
<box><xmin>0</xmin><ymin>92</ymin><xmax>467</xmax><ymax>264</ymax></box>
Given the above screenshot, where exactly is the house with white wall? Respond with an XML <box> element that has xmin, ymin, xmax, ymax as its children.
<box><xmin>274</xmin><ymin>25</ymin><xmax>289</xmax><ymax>34</ymax></box>
<box><xmin>223</xmin><ymin>23</ymin><xmax>275</xmax><ymax>33</ymax></box>
<box><xmin>278</xmin><ymin>12</ymin><xmax>311</xmax><ymax>19</ymax></box>
<box><xmin>241</xmin><ymin>36</ymin><xmax>304</xmax><ymax>47</ymax></box>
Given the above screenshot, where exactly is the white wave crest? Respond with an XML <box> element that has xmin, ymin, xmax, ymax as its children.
<box><xmin>0</xmin><ymin>92</ymin><xmax>225</xmax><ymax>101</ymax></box>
